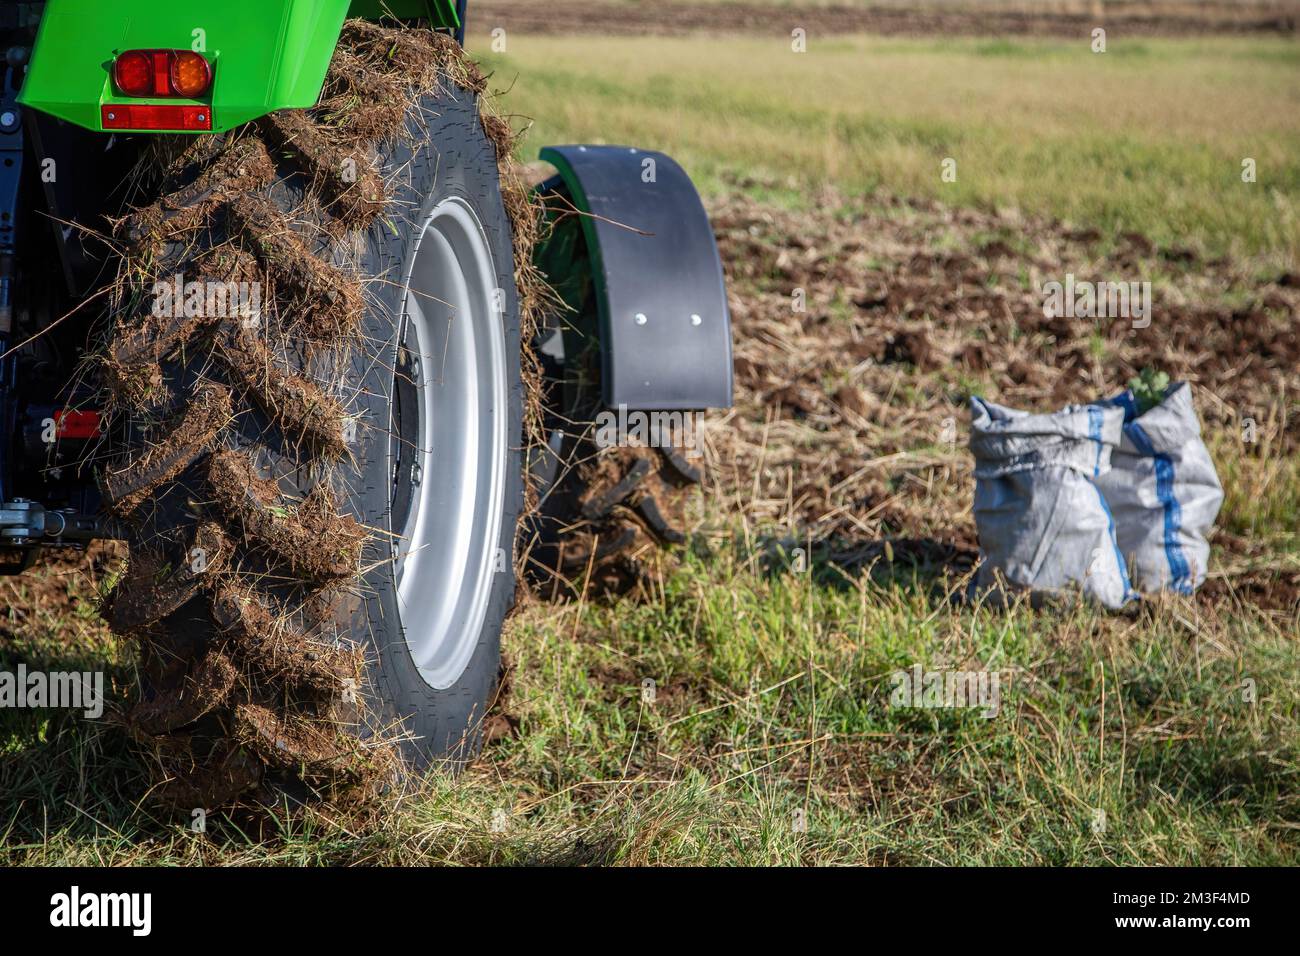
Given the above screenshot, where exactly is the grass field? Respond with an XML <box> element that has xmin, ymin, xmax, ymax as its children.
<box><xmin>476</xmin><ymin>33</ymin><xmax>1300</xmax><ymax>264</ymax></box>
<box><xmin>2</xmin><ymin>28</ymin><xmax>1298</xmax><ymax>866</ymax></box>
<box><xmin>3</xmin><ymin>500</ymin><xmax>1297</xmax><ymax>865</ymax></box>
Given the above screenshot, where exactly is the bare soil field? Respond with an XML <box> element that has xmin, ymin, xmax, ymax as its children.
<box><xmin>706</xmin><ymin>186</ymin><xmax>1299</xmax><ymax>612</ymax></box>
<box><xmin>474</xmin><ymin>0</ymin><xmax>1300</xmax><ymax>38</ymax></box>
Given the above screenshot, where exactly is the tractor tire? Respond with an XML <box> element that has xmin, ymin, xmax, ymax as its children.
<box><xmin>96</xmin><ymin>24</ymin><xmax>530</xmax><ymax>809</ymax></box>
<box><xmin>530</xmin><ymin>431</ymin><xmax>704</xmax><ymax>599</ymax></box>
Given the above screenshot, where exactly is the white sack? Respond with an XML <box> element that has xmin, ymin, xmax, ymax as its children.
<box><xmin>1093</xmin><ymin>382</ymin><xmax>1222</xmax><ymax>594</ymax></box>
<box><xmin>970</xmin><ymin>397</ymin><xmax>1134</xmax><ymax>609</ymax></box>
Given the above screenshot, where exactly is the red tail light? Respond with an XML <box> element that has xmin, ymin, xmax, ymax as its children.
<box><xmin>54</xmin><ymin>410</ymin><xmax>101</xmax><ymax>440</ymax></box>
<box><xmin>112</xmin><ymin>50</ymin><xmax>213</xmax><ymax>98</ymax></box>
<box><xmin>112</xmin><ymin>50</ymin><xmax>153</xmax><ymax>96</ymax></box>
<box><xmin>102</xmin><ymin>104</ymin><xmax>212</xmax><ymax>132</ymax></box>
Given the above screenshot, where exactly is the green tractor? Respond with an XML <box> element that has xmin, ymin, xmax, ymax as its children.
<box><xmin>2</xmin><ymin>0</ymin><xmax>732</xmax><ymax>806</ymax></box>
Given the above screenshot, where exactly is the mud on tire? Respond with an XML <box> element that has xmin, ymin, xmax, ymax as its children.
<box><xmin>96</xmin><ymin>24</ymin><xmax>533</xmax><ymax>809</ymax></box>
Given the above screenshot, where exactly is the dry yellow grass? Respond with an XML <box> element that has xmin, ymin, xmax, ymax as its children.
<box><xmin>479</xmin><ymin>33</ymin><xmax>1300</xmax><ymax>263</ymax></box>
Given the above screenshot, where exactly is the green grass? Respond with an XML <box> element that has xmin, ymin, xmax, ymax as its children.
<box><xmin>3</xmin><ymin>414</ymin><xmax>1297</xmax><ymax>864</ymax></box>
<box><xmin>1212</xmin><ymin>428</ymin><xmax>1300</xmax><ymax>552</ymax></box>
<box><xmin>2</xmin><ymin>520</ymin><xmax>1296</xmax><ymax>865</ymax></box>
<box><xmin>475</xmin><ymin>33</ymin><xmax>1300</xmax><ymax>263</ymax></box>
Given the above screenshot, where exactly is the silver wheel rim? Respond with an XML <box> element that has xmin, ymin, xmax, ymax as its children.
<box><xmin>393</xmin><ymin>196</ymin><xmax>508</xmax><ymax>690</ymax></box>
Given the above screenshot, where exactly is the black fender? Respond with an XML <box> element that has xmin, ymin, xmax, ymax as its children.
<box><xmin>535</xmin><ymin>145</ymin><xmax>733</xmax><ymax>412</ymax></box>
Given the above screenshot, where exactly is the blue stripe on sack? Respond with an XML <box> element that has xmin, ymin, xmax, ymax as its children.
<box><xmin>1087</xmin><ymin>406</ymin><xmax>1104</xmax><ymax>476</ymax></box>
<box><xmin>1116</xmin><ymin>391</ymin><xmax>1138</xmax><ymax>423</ymax></box>
<box><xmin>1128</xmin><ymin>421</ymin><xmax>1192</xmax><ymax>594</ymax></box>
<box><xmin>1094</xmin><ymin>483</ymin><xmax>1135</xmax><ymax>602</ymax></box>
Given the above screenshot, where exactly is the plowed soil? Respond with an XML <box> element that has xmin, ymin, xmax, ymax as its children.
<box><xmin>702</xmin><ymin>185</ymin><xmax>1297</xmax><ymax>606</ymax></box>
<box><xmin>474</xmin><ymin>1</ymin><xmax>1300</xmax><ymax>38</ymax></box>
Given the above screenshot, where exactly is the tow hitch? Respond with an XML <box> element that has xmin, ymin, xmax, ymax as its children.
<box><xmin>0</xmin><ymin>499</ymin><xmax>118</xmax><ymax>572</ymax></box>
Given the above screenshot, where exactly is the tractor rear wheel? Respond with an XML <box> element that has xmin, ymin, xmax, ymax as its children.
<box><xmin>97</xmin><ymin>25</ymin><xmax>527</xmax><ymax>808</ymax></box>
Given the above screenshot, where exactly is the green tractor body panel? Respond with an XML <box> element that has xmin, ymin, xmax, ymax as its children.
<box><xmin>18</xmin><ymin>0</ymin><xmax>460</xmax><ymax>134</ymax></box>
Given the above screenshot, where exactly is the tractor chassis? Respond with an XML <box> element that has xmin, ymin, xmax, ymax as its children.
<box><xmin>0</xmin><ymin>36</ymin><xmax>129</xmax><ymax>574</ymax></box>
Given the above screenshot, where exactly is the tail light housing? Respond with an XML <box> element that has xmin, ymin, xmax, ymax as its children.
<box><xmin>112</xmin><ymin>50</ymin><xmax>212</xmax><ymax>99</ymax></box>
